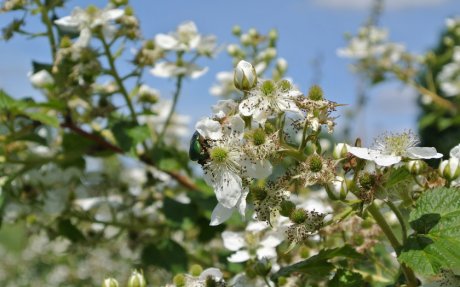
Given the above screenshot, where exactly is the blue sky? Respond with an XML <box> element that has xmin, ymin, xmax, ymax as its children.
<box><xmin>1</xmin><ymin>0</ymin><xmax>459</xmax><ymax>144</ymax></box>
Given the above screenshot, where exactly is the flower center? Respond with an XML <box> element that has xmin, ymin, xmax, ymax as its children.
<box><xmin>309</xmin><ymin>155</ymin><xmax>323</xmax><ymax>172</ymax></box>
<box><xmin>261</xmin><ymin>80</ymin><xmax>276</xmax><ymax>96</ymax></box>
<box><xmin>210</xmin><ymin>147</ymin><xmax>229</xmax><ymax>163</ymax></box>
<box><xmin>252</xmin><ymin>129</ymin><xmax>266</xmax><ymax>146</ymax></box>
<box><xmin>374</xmin><ymin>131</ymin><xmax>419</xmax><ymax>156</ymax></box>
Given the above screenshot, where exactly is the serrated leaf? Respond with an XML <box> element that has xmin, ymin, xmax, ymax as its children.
<box><xmin>271</xmin><ymin>245</ymin><xmax>362</xmax><ymax>281</ymax></box>
<box><xmin>398</xmin><ymin>187</ymin><xmax>460</xmax><ymax>275</ymax></box>
<box><xmin>329</xmin><ymin>269</ymin><xmax>364</xmax><ymax>287</ymax></box>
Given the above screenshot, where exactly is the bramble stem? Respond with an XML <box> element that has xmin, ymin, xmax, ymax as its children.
<box><xmin>156</xmin><ymin>75</ymin><xmax>183</xmax><ymax>146</ymax></box>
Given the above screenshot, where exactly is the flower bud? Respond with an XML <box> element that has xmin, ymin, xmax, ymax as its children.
<box><xmin>173</xmin><ymin>274</ymin><xmax>186</xmax><ymax>287</ymax></box>
<box><xmin>234</xmin><ymin>60</ymin><xmax>257</xmax><ymax>91</ymax></box>
<box><xmin>127</xmin><ymin>270</ymin><xmax>146</xmax><ymax>287</ymax></box>
<box><xmin>269</xmin><ymin>29</ymin><xmax>278</xmax><ymax>41</ymax></box>
<box><xmin>279</xmin><ymin>200</ymin><xmax>296</xmax><ymax>217</ymax></box>
<box><xmin>102</xmin><ymin>277</ymin><xmax>119</xmax><ymax>287</ymax></box>
<box><xmin>332</xmin><ymin>176</ymin><xmax>348</xmax><ymax>200</ymax></box>
<box><xmin>439</xmin><ymin>158</ymin><xmax>460</xmax><ymax>180</ymax></box>
<box><xmin>333</xmin><ymin>143</ymin><xmax>348</xmax><ymax>159</ymax></box>
<box><xmin>289</xmin><ymin>208</ymin><xmax>307</xmax><ymax>224</ymax></box>
<box><xmin>405</xmin><ymin>160</ymin><xmax>426</xmax><ymax>174</ymax></box>
<box><xmin>275</xmin><ymin>58</ymin><xmax>288</xmax><ymax>74</ymax></box>
<box><xmin>29</xmin><ymin>70</ymin><xmax>54</xmax><ymax>89</ymax></box>
<box><xmin>232</xmin><ymin>25</ymin><xmax>241</xmax><ymax>36</ymax></box>
<box><xmin>254</xmin><ymin>258</ymin><xmax>272</xmax><ymax>277</ymax></box>
<box><xmin>308</xmin><ymin>85</ymin><xmax>324</xmax><ymax>101</ymax></box>
<box><xmin>189</xmin><ymin>264</ymin><xmax>203</xmax><ymax>277</ymax></box>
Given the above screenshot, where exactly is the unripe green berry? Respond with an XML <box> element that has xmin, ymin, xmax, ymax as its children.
<box><xmin>279</xmin><ymin>200</ymin><xmax>296</xmax><ymax>217</ymax></box>
<box><xmin>290</xmin><ymin>208</ymin><xmax>307</xmax><ymax>224</ymax></box>
<box><xmin>173</xmin><ymin>274</ymin><xmax>186</xmax><ymax>287</ymax></box>
<box><xmin>252</xmin><ymin>129</ymin><xmax>266</xmax><ymax>146</ymax></box>
<box><xmin>251</xmin><ymin>185</ymin><xmax>268</xmax><ymax>201</ymax></box>
<box><xmin>189</xmin><ymin>264</ymin><xmax>203</xmax><ymax>277</ymax></box>
<box><xmin>308</xmin><ymin>155</ymin><xmax>323</xmax><ymax>173</ymax></box>
<box><xmin>308</xmin><ymin>85</ymin><xmax>324</xmax><ymax>101</ymax></box>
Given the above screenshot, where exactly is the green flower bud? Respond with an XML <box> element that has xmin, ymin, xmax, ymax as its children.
<box><xmin>111</xmin><ymin>0</ymin><xmax>128</xmax><ymax>7</ymax></box>
<box><xmin>127</xmin><ymin>270</ymin><xmax>146</xmax><ymax>287</ymax></box>
<box><xmin>405</xmin><ymin>160</ymin><xmax>426</xmax><ymax>174</ymax></box>
<box><xmin>269</xmin><ymin>29</ymin><xmax>278</xmax><ymax>41</ymax></box>
<box><xmin>248</xmin><ymin>28</ymin><xmax>258</xmax><ymax>38</ymax></box>
<box><xmin>439</xmin><ymin>158</ymin><xmax>460</xmax><ymax>180</ymax></box>
<box><xmin>308</xmin><ymin>85</ymin><xmax>324</xmax><ymax>101</ymax></box>
<box><xmin>173</xmin><ymin>274</ymin><xmax>186</xmax><ymax>287</ymax></box>
<box><xmin>189</xmin><ymin>264</ymin><xmax>203</xmax><ymax>277</ymax></box>
<box><xmin>254</xmin><ymin>258</ymin><xmax>272</xmax><ymax>277</ymax></box>
<box><xmin>299</xmin><ymin>245</ymin><xmax>310</xmax><ymax>258</ymax></box>
<box><xmin>232</xmin><ymin>25</ymin><xmax>242</xmax><ymax>36</ymax></box>
<box><xmin>279</xmin><ymin>200</ymin><xmax>296</xmax><ymax>217</ymax></box>
<box><xmin>234</xmin><ymin>60</ymin><xmax>257</xmax><ymax>91</ymax></box>
<box><xmin>102</xmin><ymin>277</ymin><xmax>119</xmax><ymax>287</ymax></box>
<box><xmin>290</xmin><ymin>208</ymin><xmax>307</xmax><ymax>224</ymax></box>
<box><xmin>124</xmin><ymin>6</ymin><xmax>134</xmax><ymax>16</ymax></box>
<box><xmin>332</xmin><ymin>143</ymin><xmax>348</xmax><ymax>159</ymax></box>
<box><xmin>277</xmin><ymin>276</ymin><xmax>287</xmax><ymax>286</ymax></box>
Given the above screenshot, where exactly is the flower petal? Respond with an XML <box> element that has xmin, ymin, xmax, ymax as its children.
<box><xmin>243</xmin><ymin>159</ymin><xmax>273</xmax><ymax>179</ymax></box>
<box><xmin>222</xmin><ymin>231</ymin><xmax>246</xmax><ymax>251</ymax></box>
<box><xmin>155</xmin><ymin>34</ymin><xmax>178</xmax><ymax>50</ymax></box>
<box><xmin>407</xmin><ymin>147</ymin><xmax>442</xmax><ymax>159</ymax></box>
<box><xmin>347</xmin><ymin>146</ymin><xmax>374</xmax><ymax>161</ymax></box>
<box><xmin>214</xmin><ymin>170</ymin><xmax>242</xmax><ymax>208</ymax></box>
<box><xmin>210</xmin><ymin>203</ymin><xmax>233</xmax><ymax>226</ymax></box>
<box><xmin>195</xmin><ymin>117</ymin><xmax>222</xmax><ymax>140</ymax></box>
<box><xmin>256</xmin><ymin>246</ymin><xmax>277</xmax><ymax>259</ymax></box>
<box><xmin>373</xmin><ymin>154</ymin><xmax>401</xmax><ymax>166</ymax></box>
<box><xmin>451</xmin><ymin>144</ymin><xmax>460</xmax><ymax>159</ymax></box>
<box><xmin>228</xmin><ymin>250</ymin><xmax>250</xmax><ymax>263</ymax></box>
<box><xmin>199</xmin><ymin>268</ymin><xmax>223</xmax><ymax>280</ymax></box>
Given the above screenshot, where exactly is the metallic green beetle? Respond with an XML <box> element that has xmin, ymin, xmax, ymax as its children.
<box><xmin>189</xmin><ymin>131</ymin><xmax>209</xmax><ymax>164</ymax></box>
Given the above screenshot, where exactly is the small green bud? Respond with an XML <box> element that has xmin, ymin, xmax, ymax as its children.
<box><xmin>308</xmin><ymin>155</ymin><xmax>323</xmax><ymax>173</ymax></box>
<box><xmin>248</xmin><ymin>28</ymin><xmax>258</xmax><ymax>38</ymax></box>
<box><xmin>127</xmin><ymin>270</ymin><xmax>146</xmax><ymax>287</ymax></box>
<box><xmin>145</xmin><ymin>40</ymin><xmax>155</xmax><ymax>50</ymax></box>
<box><xmin>405</xmin><ymin>160</ymin><xmax>426</xmax><ymax>174</ymax></box>
<box><xmin>234</xmin><ymin>60</ymin><xmax>257</xmax><ymax>91</ymax></box>
<box><xmin>124</xmin><ymin>6</ymin><xmax>134</xmax><ymax>16</ymax></box>
<box><xmin>359</xmin><ymin>173</ymin><xmax>376</xmax><ymax>190</ymax></box>
<box><xmin>299</xmin><ymin>245</ymin><xmax>310</xmax><ymax>258</ymax></box>
<box><xmin>332</xmin><ymin>176</ymin><xmax>348</xmax><ymax>200</ymax></box>
<box><xmin>232</xmin><ymin>25</ymin><xmax>242</xmax><ymax>36</ymax></box>
<box><xmin>290</xmin><ymin>208</ymin><xmax>307</xmax><ymax>224</ymax></box>
<box><xmin>269</xmin><ymin>29</ymin><xmax>278</xmax><ymax>41</ymax></box>
<box><xmin>60</xmin><ymin>36</ymin><xmax>73</xmax><ymax>48</ymax></box>
<box><xmin>173</xmin><ymin>274</ymin><xmax>186</xmax><ymax>287</ymax></box>
<box><xmin>251</xmin><ymin>185</ymin><xmax>268</xmax><ymax>201</ymax></box>
<box><xmin>439</xmin><ymin>158</ymin><xmax>460</xmax><ymax>180</ymax></box>
<box><xmin>110</xmin><ymin>0</ymin><xmax>128</xmax><ymax>7</ymax></box>
<box><xmin>254</xmin><ymin>258</ymin><xmax>272</xmax><ymax>277</ymax></box>
<box><xmin>279</xmin><ymin>200</ymin><xmax>296</xmax><ymax>217</ymax></box>
<box><xmin>277</xmin><ymin>79</ymin><xmax>292</xmax><ymax>92</ymax></box>
<box><xmin>210</xmin><ymin>147</ymin><xmax>228</xmax><ymax>163</ymax></box>
<box><xmin>275</xmin><ymin>58</ymin><xmax>288</xmax><ymax>74</ymax></box>
<box><xmin>189</xmin><ymin>264</ymin><xmax>203</xmax><ymax>277</ymax></box>
<box><xmin>252</xmin><ymin>129</ymin><xmax>266</xmax><ymax>146</ymax></box>
<box><xmin>332</xmin><ymin>143</ymin><xmax>348</xmax><ymax>159</ymax></box>
<box><xmin>277</xmin><ymin>276</ymin><xmax>287</xmax><ymax>286</ymax></box>
<box><xmin>261</xmin><ymin>80</ymin><xmax>276</xmax><ymax>96</ymax></box>
<box><xmin>308</xmin><ymin>85</ymin><xmax>324</xmax><ymax>101</ymax></box>
<box><xmin>86</xmin><ymin>5</ymin><xmax>99</xmax><ymax>15</ymax></box>
<box><xmin>102</xmin><ymin>277</ymin><xmax>119</xmax><ymax>287</ymax></box>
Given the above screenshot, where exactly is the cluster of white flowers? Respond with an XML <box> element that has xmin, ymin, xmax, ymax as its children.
<box><xmin>337</xmin><ymin>26</ymin><xmax>409</xmax><ymax>71</ymax></box>
<box><xmin>151</xmin><ymin>21</ymin><xmax>217</xmax><ymax>79</ymax></box>
<box><xmin>437</xmin><ymin>46</ymin><xmax>460</xmax><ymax>97</ymax></box>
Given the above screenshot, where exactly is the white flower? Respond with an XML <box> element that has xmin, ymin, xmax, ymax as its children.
<box><xmin>150</xmin><ymin>61</ymin><xmax>208</xmax><ymax>79</ymax></box>
<box><xmin>155</xmin><ymin>21</ymin><xmax>201</xmax><ymax>52</ymax></box>
<box><xmin>450</xmin><ymin>143</ymin><xmax>460</xmax><ymax>159</ymax></box>
<box><xmin>55</xmin><ymin>5</ymin><xmax>124</xmax><ymax>48</ymax></box>
<box><xmin>211</xmin><ymin>99</ymin><xmax>238</xmax><ymax>119</ymax></box>
<box><xmin>209</xmin><ymin>71</ymin><xmax>237</xmax><ymax>98</ymax></box>
<box><xmin>29</xmin><ymin>70</ymin><xmax>54</xmax><ymax>88</ymax></box>
<box><xmin>347</xmin><ymin>131</ymin><xmax>442</xmax><ymax>166</ymax></box>
<box><xmin>437</xmin><ymin>46</ymin><xmax>460</xmax><ymax>97</ymax></box>
<box><xmin>182</xmin><ymin>268</ymin><xmax>225</xmax><ymax>287</ymax></box>
<box><xmin>239</xmin><ymin>79</ymin><xmax>302</xmax><ymax>124</ymax></box>
<box><xmin>222</xmin><ymin>221</ymin><xmax>284</xmax><ymax>263</ymax></box>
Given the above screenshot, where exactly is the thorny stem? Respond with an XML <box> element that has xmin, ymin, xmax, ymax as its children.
<box><xmin>367</xmin><ymin>203</ymin><xmax>418</xmax><ymax>287</ymax></box>
<box><xmin>156</xmin><ymin>75</ymin><xmax>184</xmax><ymax>147</ymax></box>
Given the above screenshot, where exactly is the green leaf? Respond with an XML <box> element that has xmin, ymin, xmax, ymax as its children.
<box><xmin>385</xmin><ymin>167</ymin><xmax>411</xmax><ymax>188</ymax></box>
<box><xmin>57</xmin><ymin>219</ymin><xmax>85</xmax><ymax>243</ymax></box>
<box><xmin>26</xmin><ymin>112</ymin><xmax>59</xmax><ymax>128</ymax></box>
<box><xmin>111</xmin><ymin>121</ymin><xmax>150</xmax><ymax>152</ymax></box>
<box><xmin>398</xmin><ymin>187</ymin><xmax>460</xmax><ymax>275</ymax></box>
<box><xmin>141</xmin><ymin>240</ymin><xmax>188</xmax><ymax>273</ymax></box>
<box><xmin>329</xmin><ymin>269</ymin><xmax>364</xmax><ymax>287</ymax></box>
<box><xmin>271</xmin><ymin>245</ymin><xmax>363</xmax><ymax>282</ymax></box>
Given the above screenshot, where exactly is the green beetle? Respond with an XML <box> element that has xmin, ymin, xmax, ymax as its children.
<box><xmin>189</xmin><ymin>131</ymin><xmax>209</xmax><ymax>164</ymax></box>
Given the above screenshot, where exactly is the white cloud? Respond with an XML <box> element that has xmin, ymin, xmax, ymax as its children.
<box><xmin>313</xmin><ymin>0</ymin><xmax>450</xmax><ymax>11</ymax></box>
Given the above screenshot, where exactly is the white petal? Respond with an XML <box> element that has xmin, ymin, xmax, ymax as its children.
<box><xmin>451</xmin><ymin>144</ymin><xmax>460</xmax><ymax>159</ymax></box>
<box><xmin>246</xmin><ymin>221</ymin><xmax>269</xmax><ymax>232</ymax></box>
<box><xmin>237</xmin><ymin>188</ymin><xmax>249</xmax><ymax>217</ymax></box>
<box><xmin>347</xmin><ymin>146</ymin><xmax>374</xmax><ymax>161</ymax></box>
<box><xmin>229</xmin><ymin>115</ymin><xmax>245</xmax><ymax>134</ymax></box>
<box><xmin>74</xmin><ymin>28</ymin><xmax>92</xmax><ymax>48</ymax></box>
<box><xmin>210</xmin><ymin>203</ymin><xmax>233</xmax><ymax>226</ymax></box>
<box><xmin>155</xmin><ymin>34</ymin><xmax>178</xmax><ymax>50</ymax></box>
<box><xmin>189</xmin><ymin>65</ymin><xmax>208</xmax><ymax>79</ymax></box>
<box><xmin>260</xmin><ymin>232</ymin><xmax>284</xmax><ymax>248</ymax></box>
<box><xmin>222</xmin><ymin>231</ymin><xmax>246</xmax><ymax>251</ymax></box>
<box><xmin>407</xmin><ymin>147</ymin><xmax>443</xmax><ymax>159</ymax></box>
<box><xmin>243</xmin><ymin>159</ymin><xmax>273</xmax><ymax>179</ymax></box>
<box><xmin>150</xmin><ymin>62</ymin><xmax>175</xmax><ymax>78</ymax></box>
<box><xmin>54</xmin><ymin>16</ymin><xmax>80</xmax><ymax>32</ymax></box>
<box><xmin>199</xmin><ymin>268</ymin><xmax>223</xmax><ymax>280</ymax></box>
<box><xmin>102</xmin><ymin>9</ymin><xmax>124</xmax><ymax>21</ymax></box>
<box><xmin>228</xmin><ymin>250</ymin><xmax>251</xmax><ymax>263</ymax></box>
<box><xmin>195</xmin><ymin>117</ymin><xmax>222</xmax><ymax>140</ymax></box>
<box><xmin>239</xmin><ymin>97</ymin><xmax>259</xmax><ymax>117</ymax></box>
<box><xmin>256</xmin><ymin>246</ymin><xmax>277</xmax><ymax>259</ymax></box>
<box><xmin>214</xmin><ymin>171</ymin><xmax>242</xmax><ymax>208</ymax></box>
<box><xmin>373</xmin><ymin>154</ymin><xmax>401</xmax><ymax>166</ymax></box>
